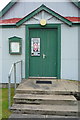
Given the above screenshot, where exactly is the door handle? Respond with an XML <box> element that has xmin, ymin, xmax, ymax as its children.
<box><xmin>42</xmin><ymin>54</ymin><xmax>46</xmax><ymax>59</ymax></box>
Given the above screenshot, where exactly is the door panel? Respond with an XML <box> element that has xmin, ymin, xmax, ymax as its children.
<box><xmin>29</xmin><ymin>28</ymin><xmax>57</xmax><ymax>77</ymax></box>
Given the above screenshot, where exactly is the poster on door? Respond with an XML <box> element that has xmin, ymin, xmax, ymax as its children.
<box><xmin>31</xmin><ymin>38</ymin><xmax>40</xmax><ymax>56</ymax></box>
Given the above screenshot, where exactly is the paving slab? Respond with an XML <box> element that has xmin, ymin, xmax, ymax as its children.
<box><xmin>9</xmin><ymin>114</ymin><xmax>45</xmax><ymax>118</ymax></box>
<box><xmin>9</xmin><ymin>114</ymin><xmax>80</xmax><ymax>120</ymax></box>
<box><xmin>16</xmin><ymin>79</ymin><xmax>79</xmax><ymax>95</ymax></box>
<box><xmin>11</xmin><ymin>104</ymin><xmax>79</xmax><ymax>116</ymax></box>
<box><xmin>14</xmin><ymin>94</ymin><xmax>76</xmax><ymax>101</ymax></box>
<box><xmin>14</xmin><ymin>94</ymin><xmax>77</xmax><ymax>105</ymax></box>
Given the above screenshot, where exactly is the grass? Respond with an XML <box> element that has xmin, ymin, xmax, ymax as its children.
<box><xmin>0</xmin><ymin>89</ymin><xmax>2</xmax><ymax>120</ymax></box>
<box><xmin>0</xmin><ymin>88</ymin><xmax>14</xmax><ymax>119</ymax></box>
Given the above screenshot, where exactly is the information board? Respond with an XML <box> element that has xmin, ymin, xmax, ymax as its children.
<box><xmin>11</xmin><ymin>42</ymin><xmax>20</xmax><ymax>53</ymax></box>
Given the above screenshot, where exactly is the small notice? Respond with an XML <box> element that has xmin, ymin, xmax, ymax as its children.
<box><xmin>31</xmin><ymin>38</ymin><xmax>40</xmax><ymax>56</ymax></box>
<box><xmin>11</xmin><ymin>42</ymin><xmax>20</xmax><ymax>53</ymax></box>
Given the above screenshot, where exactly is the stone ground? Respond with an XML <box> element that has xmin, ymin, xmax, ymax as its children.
<box><xmin>16</xmin><ymin>79</ymin><xmax>79</xmax><ymax>94</ymax></box>
<box><xmin>9</xmin><ymin>114</ymin><xmax>80</xmax><ymax>120</ymax></box>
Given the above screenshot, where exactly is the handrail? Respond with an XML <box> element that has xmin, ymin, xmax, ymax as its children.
<box><xmin>8</xmin><ymin>64</ymin><xmax>14</xmax><ymax>76</ymax></box>
<box><xmin>8</xmin><ymin>60</ymin><xmax>22</xmax><ymax>77</ymax></box>
<box><xmin>8</xmin><ymin>60</ymin><xmax>22</xmax><ymax>109</ymax></box>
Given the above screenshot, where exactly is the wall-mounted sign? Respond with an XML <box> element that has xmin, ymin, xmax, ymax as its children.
<box><xmin>31</xmin><ymin>38</ymin><xmax>40</xmax><ymax>56</ymax></box>
<box><xmin>9</xmin><ymin>36</ymin><xmax>22</xmax><ymax>55</ymax></box>
<box><xmin>11</xmin><ymin>42</ymin><xmax>20</xmax><ymax>53</ymax></box>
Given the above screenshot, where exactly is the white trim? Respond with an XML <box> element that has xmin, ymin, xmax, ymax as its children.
<box><xmin>0</xmin><ymin>23</ymin><xmax>16</xmax><ymax>25</ymax></box>
<box><xmin>29</xmin><ymin>77</ymin><xmax>57</xmax><ymax>79</ymax></box>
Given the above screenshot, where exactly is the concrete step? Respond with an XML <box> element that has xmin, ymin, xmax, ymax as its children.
<box><xmin>16</xmin><ymin>89</ymin><xmax>78</xmax><ymax>95</ymax></box>
<box><xmin>9</xmin><ymin>113</ymin><xmax>80</xmax><ymax>119</ymax></box>
<box><xmin>14</xmin><ymin>94</ymin><xmax>77</xmax><ymax>105</ymax></box>
<box><xmin>11</xmin><ymin>104</ymin><xmax>79</xmax><ymax>116</ymax></box>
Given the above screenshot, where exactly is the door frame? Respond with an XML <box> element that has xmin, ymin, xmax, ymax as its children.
<box><xmin>25</xmin><ymin>24</ymin><xmax>61</xmax><ymax>79</ymax></box>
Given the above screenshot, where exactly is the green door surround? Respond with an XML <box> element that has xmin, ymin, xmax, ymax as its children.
<box><xmin>25</xmin><ymin>24</ymin><xmax>61</xmax><ymax>79</ymax></box>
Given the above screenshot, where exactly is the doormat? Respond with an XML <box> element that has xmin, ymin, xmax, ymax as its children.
<box><xmin>36</xmin><ymin>80</ymin><xmax>52</xmax><ymax>84</ymax></box>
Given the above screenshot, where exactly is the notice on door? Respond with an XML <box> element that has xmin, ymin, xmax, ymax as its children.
<box><xmin>31</xmin><ymin>38</ymin><xmax>40</xmax><ymax>56</ymax></box>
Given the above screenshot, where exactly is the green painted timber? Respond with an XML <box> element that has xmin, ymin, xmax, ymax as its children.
<box><xmin>0</xmin><ymin>25</ymin><xmax>16</xmax><ymax>28</ymax></box>
<box><xmin>0</xmin><ymin>23</ymin><xmax>79</xmax><ymax>28</ymax></box>
<box><xmin>9</xmin><ymin>36</ymin><xmax>22</xmax><ymax>55</ymax></box>
<box><xmin>72</xmin><ymin>23</ymin><xmax>80</xmax><ymax>26</ymax></box>
<box><xmin>16</xmin><ymin>4</ymin><xmax>72</xmax><ymax>26</ymax></box>
<box><xmin>71</xmin><ymin>0</ymin><xmax>80</xmax><ymax>8</ymax></box>
<box><xmin>0</xmin><ymin>0</ymin><xmax>17</xmax><ymax>18</ymax></box>
<box><xmin>29</xmin><ymin>28</ymin><xmax>57</xmax><ymax>77</ymax></box>
<box><xmin>25</xmin><ymin>24</ymin><xmax>61</xmax><ymax>79</ymax></box>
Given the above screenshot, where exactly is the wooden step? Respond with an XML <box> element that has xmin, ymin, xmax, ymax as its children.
<box><xmin>14</xmin><ymin>94</ymin><xmax>77</xmax><ymax>105</ymax></box>
<box><xmin>11</xmin><ymin>104</ymin><xmax>78</xmax><ymax>116</ymax></box>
